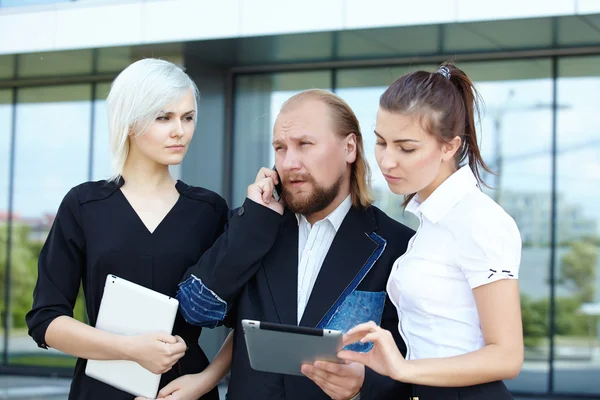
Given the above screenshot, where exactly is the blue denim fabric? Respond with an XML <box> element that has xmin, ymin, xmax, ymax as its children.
<box><xmin>318</xmin><ymin>232</ymin><xmax>386</xmax><ymax>330</ymax></box>
<box><xmin>322</xmin><ymin>290</ymin><xmax>386</xmax><ymax>352</ymax></box>
<box><xmin>316</xmin><ymin>232</ymin><xmax>387</xmax><ymax>353</ymax></box>
<box><xmin>176</xmin><ymin>275</ymin><xmax>227</xmax><ymax>328</ymax></box>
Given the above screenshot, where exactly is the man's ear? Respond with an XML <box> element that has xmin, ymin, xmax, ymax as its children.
<box><xmin>345</xmin><ymin>133</ymin><xmax>357</xmax><ymax>163</ymax></box>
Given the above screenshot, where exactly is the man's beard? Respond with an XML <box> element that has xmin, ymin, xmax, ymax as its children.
<box><xmin>281</xmin><ymin>172</ymin><xmax>344</xmax><ymax>216</ymax></box>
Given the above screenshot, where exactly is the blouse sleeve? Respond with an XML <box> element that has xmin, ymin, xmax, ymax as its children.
<box><xmin>25</xmin><ymin>187</ymin><xmax>85</xmax><ymax>349</ymax></box>
<box><xmin>456</xmin><ymin>212</ymin><xmax>522</xmax><ymax>289</ymax></box>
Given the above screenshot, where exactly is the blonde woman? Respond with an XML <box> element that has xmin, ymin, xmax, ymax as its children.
<box><xmin>26</xmin><ymin>59</ymin><xmax>230</xmax><ymax>400</ymax></box>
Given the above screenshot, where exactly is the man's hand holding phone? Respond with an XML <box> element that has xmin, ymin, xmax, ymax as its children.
<box><xmin>247</xmin><ymin>166</ymin><xmax>284</xmax><ymax>215</ymax></box>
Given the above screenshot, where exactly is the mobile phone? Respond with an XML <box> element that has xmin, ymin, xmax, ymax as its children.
<box><xmin>272</xmin><ymin>165</ymin><xmax>283</xmax><ymax>201</ymax></box>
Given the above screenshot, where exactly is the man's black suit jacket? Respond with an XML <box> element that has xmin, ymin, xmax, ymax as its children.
<box><xmin>182</xmin><ymin>199</ymin><xmax>415</xmax><ymax>400</ymax></box>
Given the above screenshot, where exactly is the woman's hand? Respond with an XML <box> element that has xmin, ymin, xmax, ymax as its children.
<box><xmin>135</xmin><ymin>372</ymin><xmax>217</xmax><ymax>400</ymax></box>
<box><xmin>337</xmin><ymin>321</ymin><xmax>407</xmax><ymax>382</ymax></box>
<box><xmin>124</xmin><ymin>332</ymin><xmax>187</xmax><ymax>374</ymax></box>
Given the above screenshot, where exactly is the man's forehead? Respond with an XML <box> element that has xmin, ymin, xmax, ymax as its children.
<box><xmin>279</xmin><ymin>98</ymin><xmax>331</xmax><ymax>119</ymax></box>
<box><xmin>274</xmin><ymin>102</ymin><xmax>332</xmax><ymax>136</ymax></box>
<box><xmin>272</xmin><ymin>121</ymin><xmax>332</xmax><ymax>143</ymax></box>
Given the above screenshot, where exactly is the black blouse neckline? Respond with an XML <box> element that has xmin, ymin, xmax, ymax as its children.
<box><xmin>113</xmin><ymin>176</ymin><xmax>188</xmax><ymax>194</ymax></box>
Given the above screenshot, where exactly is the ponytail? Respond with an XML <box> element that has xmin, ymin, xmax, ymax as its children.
<box><xmin>443</xmin><ymin>62</ymin><xmax>493</xmax><ymax>186</ymax></box>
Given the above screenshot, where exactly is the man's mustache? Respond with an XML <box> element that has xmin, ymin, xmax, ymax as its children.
<box><xmin>283</xmin><ymin>174</ymin><xmax>313</xmax><ymax>184</ymax></box>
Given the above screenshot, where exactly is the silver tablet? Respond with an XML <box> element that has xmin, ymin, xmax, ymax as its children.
<box><xmin>241</xmin><ymin>319</ymin><xmax>343</xmax><ymax>376</ymax></box>
<box><xmin>85</xmin><ymin>275</ymin><xmax>179</xmax><ymax>398</ymax></box>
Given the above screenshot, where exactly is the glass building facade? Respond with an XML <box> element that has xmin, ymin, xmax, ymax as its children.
<box><xmin>0</xmin><ymin>6</ymin><xmax>599</xmax><ymax>397</ymax></box>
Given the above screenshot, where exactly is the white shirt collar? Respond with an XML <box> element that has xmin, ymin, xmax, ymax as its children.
<box><xmin>295</xmin><ymin>195</ymin><xmax>352</xmax><ymax>231</ymax></box>
<box><xmin>406</xmin><ymin>165</ymin><xmax>478</xmax><ymax>223</ymax></box>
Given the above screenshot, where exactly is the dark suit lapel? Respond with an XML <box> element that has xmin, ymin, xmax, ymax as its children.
<box><xmin>299</xmin><ymin>207</ymin><xmax>379</xmax><ymax>328</ymax></box>
<box><xmin>263</xmin><ymin>211</ymin><xmax>299</xmax><ymax>326</ymax></box>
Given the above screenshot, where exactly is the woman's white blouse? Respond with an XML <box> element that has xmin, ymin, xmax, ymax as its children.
<box><xmin>387</xmin><ymin>165</ymin><xmax>522</xmax><ymax>360</ymax></box>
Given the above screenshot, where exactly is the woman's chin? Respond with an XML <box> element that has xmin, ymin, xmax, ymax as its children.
<box><xmin>386</xmin><ymin>183</ymin><xmax>411</xmax><ymax>196</ymax></box>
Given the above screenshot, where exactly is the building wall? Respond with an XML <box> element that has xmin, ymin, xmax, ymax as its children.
<box><xmin>1</xmin><ymin>0</ymin><xmax>600</xmax><ymax>56</ymax></box>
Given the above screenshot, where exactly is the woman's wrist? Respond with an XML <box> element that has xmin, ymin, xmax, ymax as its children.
<box><xmin>195</xmin><ymin>368</ymin><xmax>221</xmax><ymax>393</ymax></box>
<box><xmin>393</xmin><ymin>358</ymin><xmax>415</xmax><ymax>383</ymax></box>
<box><xmin>116</xmin><ymin>334</ymin><xmax>135</xmax><ymax>362</ymax></box>
<box><xmin>189</xmin><ymin>372</ymin><xmax>210</xmax><ymax>396</ymax></box>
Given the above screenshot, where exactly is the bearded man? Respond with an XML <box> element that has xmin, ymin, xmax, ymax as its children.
<box><xmin>178</xmin><ymin>89</ymin><xmax>413</xmax><ymax>400</ymax></box>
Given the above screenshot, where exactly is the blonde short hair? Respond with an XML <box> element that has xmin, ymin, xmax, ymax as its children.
<box><xmin>106</xmin><ymin>58</ymin><xmax>199</xmax><ymax>181</ymax></box>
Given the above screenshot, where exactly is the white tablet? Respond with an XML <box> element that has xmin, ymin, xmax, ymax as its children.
<box><xmin>241</xmin><ymin>319</ymin><xmax>343</xmax><ymax>376</ymax></box>
<box><xmin>85</xmin><ymin>275</ymin><xmax>179</xmax><ymax>398</ymax></box>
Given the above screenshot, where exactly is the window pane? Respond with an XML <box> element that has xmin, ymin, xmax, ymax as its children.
<box><xmin>336</xmin><ymin>59</ymin><xmax>554</xmax><ymax>394</ymax></box>
<box><xmin>472</xmin><ymin>60</ymin><xmax>553</xmax><ymax>395</ymax></box>
<box><xmin>8</xmin><ymin>84</ymin><xmax>91</xmax><ymax>368</ymax></box>
<box><xmin>338</xmin><ymin>25</ymin><xmax>439</xmax><ymax>60</ymax></box>
<box><xmin>92</xmin><ymin>83</ymin><xmax>111</xmax><ymax>181</ymax></box>
<box><xmin>0</xmin><ymin>55</ymin><xmax>15</xmax><ymax>80</ymax></box>
<box><xmin>232</xmin><ymin>71</ymin><xmax>331</xmax><ymax>206</ymax></box>
<box><xmin>96</xmin><ymin>47</ymin><xmax>134</xmax><ymax>74</ymax></box>
<box><xmin>237</xmin><ymin>33</ymin><xmax>335</xmax><ymax>65</ymax></box>
<box><xmin>0</xmin><ymin>90</ymin><xmax>11</xmax><ymax>214</ymax></box>
<box><xmin>558</xmin><ymin>15</ymin><xmax>600</xmax><ymax>47</ymax></box>
<box><xmin>0</xmin><ymin>90</ymin><xmax>13</xmax><ymax>361</ymax></box>
<box><xmin>553</xmin><ymin>56</ymin><xmax>600</xmax><ymax>396</ymax></box>
<box><xmin>445</xmin><ymin>18</ymin><xmax>553</xmax><ymax>53</ymax></box>
<box><xmin>18</xmin><ymin>50</ymin><xmax>93</xmax><ymax>78</ymax></box>
<box><xmin>97</xmin><ymin>44</ymin><xmax>184</xmax><ymax>73</ymax></box>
